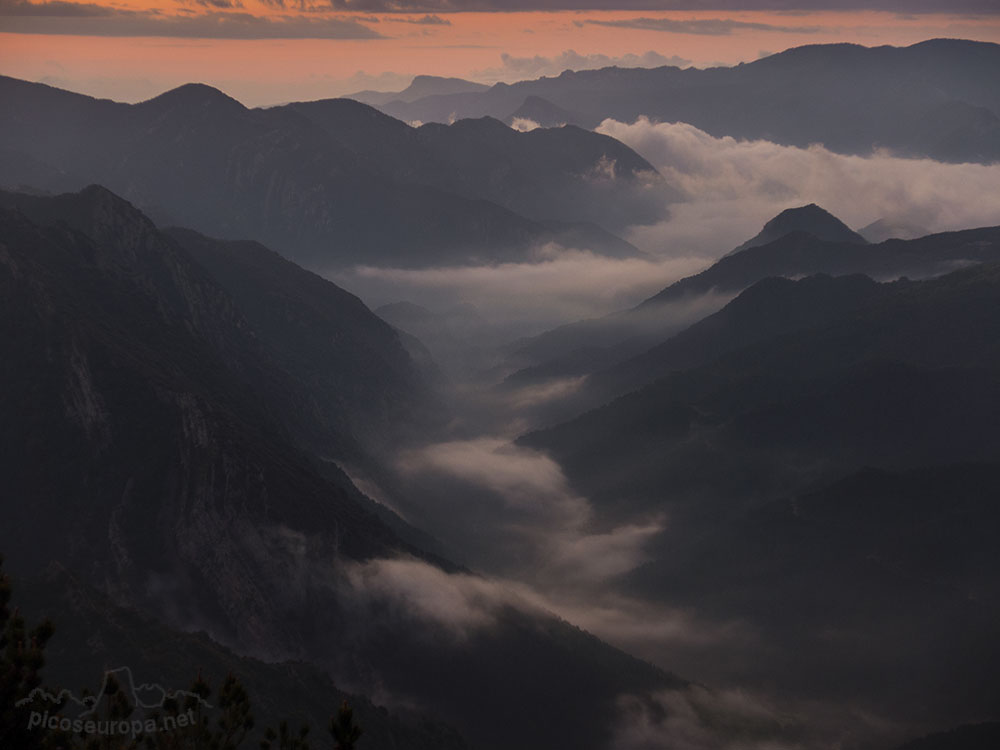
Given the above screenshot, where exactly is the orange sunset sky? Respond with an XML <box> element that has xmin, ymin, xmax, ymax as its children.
<box><xmin>2</xmin><ymin>4</ymin><xmax>1000</xmax><ymax>106</ymax></box>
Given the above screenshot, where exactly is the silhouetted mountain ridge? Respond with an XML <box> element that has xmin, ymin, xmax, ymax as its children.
<box><xmin>0</xmin><ymin>75</ymin><xmax>657</xmax><ymax>267</ymax></box>
<box><xmin>504</xmin><ymin>206</ymin><xmax>1000</xmax><ymax>388</ymax></box>
<box><xmin>374</xmin><ymin>39</ymin><xmax>1000</xmax><ymax>164</ymax></box>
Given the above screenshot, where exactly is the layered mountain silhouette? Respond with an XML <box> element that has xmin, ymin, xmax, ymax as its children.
<box><xmin>368</xmin><ymin>39</ymin><xmax>1000</xmax><ymax>164</ymax></box>
<box><xmin>0</xmin><ymin>186</ymin><xmax>687</xmax><ymax>750</ymax></box>
<box><xmin>0</xmin><ymin>76</ymin><xmax>660</xmax><ymax>268</ymax></box>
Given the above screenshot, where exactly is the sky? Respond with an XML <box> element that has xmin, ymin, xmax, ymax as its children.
<box><xmin>1</xmin><ymin>2</ymin><xmax>999</xmax><ymax>105</ymax></box>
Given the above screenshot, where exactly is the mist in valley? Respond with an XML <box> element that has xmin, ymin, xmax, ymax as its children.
<box><xmin>319</xmin><ymin>120</ymin><xmax>1000</xmax><ymax>750</ymax></box>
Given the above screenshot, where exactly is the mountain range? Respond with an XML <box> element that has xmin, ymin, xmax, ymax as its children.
<box><xmin>0</xmin><ymin>75</ymin><xmax>660</xmax><ymax>269</ymax></box>
<box><xmin>360</xmin><ymin>39</ymin><xmax>1000</xmax><ymax>164</ymax></box>
<box><xmin>502</xmin><ymin>203</ymin><xmax>1000</xmax><ymax>398</ymax></box>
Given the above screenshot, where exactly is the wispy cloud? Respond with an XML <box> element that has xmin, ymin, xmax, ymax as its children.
<box><xmin>387</xmin><ymin>12</ymin><xmax>450</xmax><ymax>23</ymax></box>
<box><xmin>583</xmin><ymin>16</ymin><xmax>821</xmax><ymax>35</ymax></box>
<box><xmin>342</xmin><ymin>557</ymin><xmax>543</xmax><ymax>637</ymax></box>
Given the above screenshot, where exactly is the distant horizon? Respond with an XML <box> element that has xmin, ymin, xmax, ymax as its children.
<box><xmin>4</xmin><ymin>34</ymin><xmax>999</xmax><ymax>109</ymax></box>
<box><xmin>3</xmin><ymin>8</ymin><xmax>1000</xmax><ymax>106</ymax></box>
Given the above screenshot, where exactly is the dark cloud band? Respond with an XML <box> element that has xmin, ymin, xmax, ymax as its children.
<box><xmin>0</xmin><ymin>3</ymin><xmax>385</xmax><ymax>37</ymax></box>
<box><xmin>584</xmin><ymin>17</ymin><xmax>822</xmax><ymax>34</ymax></box>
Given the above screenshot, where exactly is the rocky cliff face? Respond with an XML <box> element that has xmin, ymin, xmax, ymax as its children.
<box><xmin>0</xmin><ymin>186</ymin><xmax>430</xmax><ymax>657</ymax></box>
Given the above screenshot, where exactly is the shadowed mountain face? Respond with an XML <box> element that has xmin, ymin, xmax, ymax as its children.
<box><xmin>0</xmin><ymin>186</ymin><xmax>688</xmax><ymax>750</ymax></box>
<box><xmin>0</xmin><ymin>185</ymin><xmax>429</xmax><ymax>645</ymax></box>
<box><xmin>519</xmin><ymin>263</ymin><xmax>1000</xmax><ymax>729</ymax></box>
<box><xmin>0</xmin><ymin>187</ymin><xmax>437</xmax><ymax>459</ymax></box>
<box><xmin>162</xmin><ymin>227</ymin><xmax>444</xmax><ymax>451</ymax></box>
<box><xmin>371</xmin><ymin>39</ymin><xmax>1000</xmax><ymax>164</ymax></box>
<box><xmin>0</xmin><ymin>76</ymin><xmax>661</xmax><ymax>268</ymax></box>
<box><xmin>580</xmin><ymin>273</ymin><xmax>885</xmax><ymax>408</ymax></box>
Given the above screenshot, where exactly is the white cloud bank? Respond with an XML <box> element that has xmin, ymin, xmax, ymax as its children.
<box><xmin>597</xmin><ymin>117</ymin><xmax>1000</xmax><ymax>258</ymax></box>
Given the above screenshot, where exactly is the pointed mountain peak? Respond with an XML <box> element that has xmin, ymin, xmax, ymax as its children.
<box><xmin>764</xmin><ymin>204</ymin><xmax>851</xmax><ymax>233</ymax></box>
<box><xmin>731</xmin><ymin>204</ymin><xmax>868</xmax><ymax>255</ymax></box>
